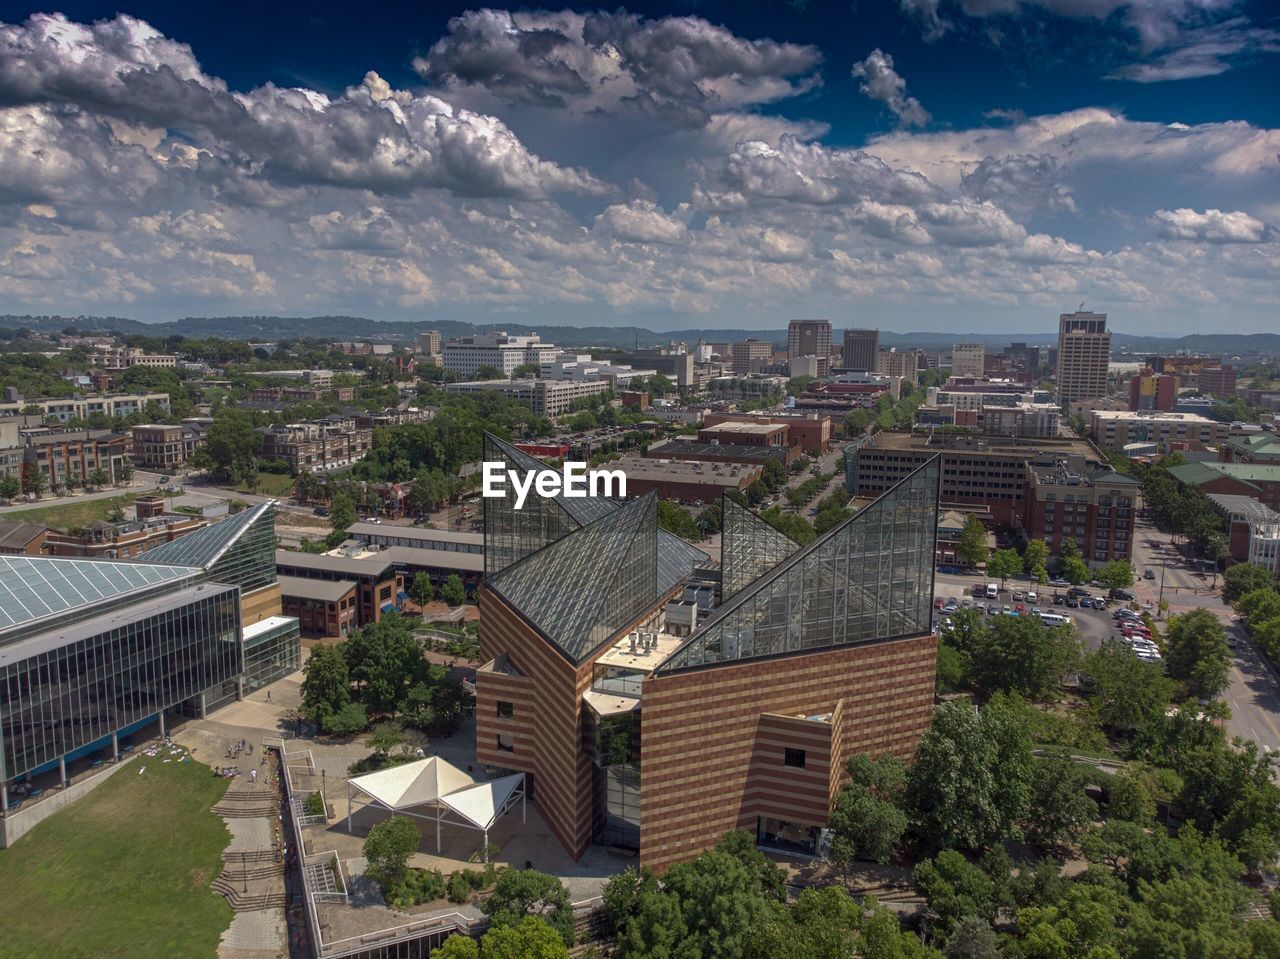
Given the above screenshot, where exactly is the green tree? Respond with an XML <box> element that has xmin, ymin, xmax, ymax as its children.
<box><xmin>1239</xmin><ymin>588</ymin><xmax>1280</xmax><ymax>624</ymax></box>
<box><xmin>957</xmin><ymin>515</ymin><xmax>990</xmax><ymax>569</ymax></box>
<box><xmin>327</xmin><ymin>492</ymin><xmax>357</xmax><ymax>548</ymax></box>
<box><xmin>659</xmin><ymin>848</ymin><xmax>779</xmax><ymax>958</ymax></box>
<box><xmin>1023</xmin><ymin>539</ymin><xmax>1050</xmax><ymax>582</ymax></box>
<box><xmin>914</xmin><ymin>850</ymin><xmax>999</xmax><ymax>936</ymax></box>
<box><xmin>987</xmin><ymin>548</ymin><xmax>1022</xmax><ymax>586</ymax></box>
<box><xmin>483</xmin><ymin>869</ymin><xmax>574</xmax><ymax>946</ymax></box>
<box><xmin>322</xmin><ymin>701</ymin><xmax>368</xmax><ymax>735</ymax></box>
<box><xmin>87</xmin><ymin>468</ymin><xmax>111</xmax><ymax>490</ymax></box>
<box><xmin>480</xmin><ymin>915</ymin><xmax>569</xmax><ymax>959</ymax></box>
<box><xmin>745</xmin><ymin>479</ymin><xmax>769</xmax><ymax>506</ymax></box>
<box><xmin>942</xmin><ymin>915</ymin><xmax>1002</xmax><ymax>959</ymax></box>
<box><xmin>367</xmin><ymin>720</ymin><xmax>407</xmax><ymax>758</ymax></box>
<box><xmin>761</xmin><ymin>507</ymin><xmax>816</xmax><ymax>545</ymax></box>
<box><xmin>1096</xmin><ymin>560</ymin><xmax>1134</xmax><ymax>590</ymax></box>
<box><xmin>343</xmin><ymin>618</ymin><xmax>430</xmax><ymax>714</ymax></box>
<box><xmin>22</xmin><ymin>463</ymin><xmax>46</xmax><ymax>497</ymax></box>
<box><xmin>363</xmin><ymin>815</ymin><xmax>421</xmax><ymax>888</ymax></box>
<box><xmin>969</xmin><ymin>614</ymin><xmax>1081</xmax><ymax>700</ymax></box>
<box><xmin>409</xmin><ymin>572</ymin><xmax>435</xmax><ymax>607</ymax></box>
<box><xmin>601</xmin><ymin>866</ymin><xmax>658</xmax><ymax>936</ymax></box>
<box><xmin>908</xmin><ymin>699</ymin><xmax>1034</xmax><ymax>852</ymax></box>
<box><xmin>1014</xmin><ymin>881</ymin><xmax>1130</xmax><ymax>959</ymax></box>
<box><xmin>509</xmin><ymin>363</ymin><xmax>541</xmax><ymax>380</ymax></box>
<box><xmin>431</xmin><ymin>934</ymin><xmax>479</xmax><ymax>958</ymax></box>
<box><xmin>761</xmin><ymin>458</ymin><xmax>787</xmax><ymax>491</ymax></box>
<box><xmin>1107</xmin><ymin>770</ymin><xmax>1157</xmax><ymax>823</ymax></box>
<box><xmin>828</xmin><ymin>754</ymin><xmax>909</xmax><ymax>865</ymax></box>
<box><xmin>1165</xmin><ymin>608</ymin><xmax>1231</xmax><ymax>700</ymax></box>
<box><xmin>300</xmin><ymin>644</ymin><xmax>350</xmax><ymax>722</ymax></box>
<box><xmin>0</xmin><ymin>472</ymin><xmax>19</xmax><ymax>501</ymax></box>
<box><xmin>657</xmin><ymin>500</ymin><xmax>701</xmax><ymax>540</ymax></box>
<box><xmin>440</xmin><ymin>573</ymin><xmax>467</xmax><ymax>607</ymax></box>
<box><xmin>1025</xmin><ymin>756</ymin><xmax>1095</xmax><ymax>849</ymax></box>
<box><xmin>1224</xmin><ymin>562</ymin><xmax>1276</xmax><ymax>603</ymax></box>
<box><xmin>203</xmin><ymin>410</ymin><xmax>262</xmax><ymax>486</ymax></box>
<box><xmin>1082</xmin><ymin>640</ymin><xmax>1177</xmax><ymax>736</ymax></box>
<box><xmin>472</xmin><ymin>364</ymin><xmax>505</xmax><ymax>381</ymax></box>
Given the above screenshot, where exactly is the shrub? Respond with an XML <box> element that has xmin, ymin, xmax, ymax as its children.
<box><xmin>304</xmin><ymin>791</ymin><xmax>325</xmax><ymax>818</ymax></box>
<box><xmin>447</xmin><ymin>871</ymin><xmax>475</xmax><ymax>903</ymax></box>
<box><xmin>386</xmin><ymin>868</ymin><xmax>446</xmax><ymax>909</ymax></box>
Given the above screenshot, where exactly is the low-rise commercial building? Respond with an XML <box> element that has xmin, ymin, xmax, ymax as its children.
<box><xmin>347</xmin><ymin>523</ymin><xmax>484</xmax><ymax>555</ymax></box>
<box><xmin>278</xmin><ymin>575</ymin><xmax>359</xmax><ymax>639</ymax></box>
<box><xmin>1166</xmin><ymin>462</ymin><xmax>1280</xmax><ymax>513</ymax></box>
<box><xmin>643</xmin><ymin>439</ymin><xmax>795</xmax><ymax>468</ymax></box>
<box><xmin>274</xmin><ymin>550</ymin><xmax>404</xmax><ymax>626</ymax></box>
<box><xmin>0</xmin><ymin>523</ymin><xmax>48</xmax><ymax>556</ymax></box>
<box><xmin>43</xmin><ymin>514</ymin><xmax>209</xmax><ymax>560</ymax></box>
<box><xmin>1207</xmin><ymin>494</ymin><xmax>1280</xmax><ymax>572</ymax></box>
<box><xmin>702</xmin><ymin>412</ymin><xmax>832</xmax><ymax>453</ymax></box>
<box><xmin>613</xmin><ymin>456</ymin><xmax>761</xmax><ymax>503</ymax></box>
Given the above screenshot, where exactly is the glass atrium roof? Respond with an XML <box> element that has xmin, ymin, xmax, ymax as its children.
<box><xmin>142</xmin><ymin>501</ymin><xmax>274</xmax><ymax>571</ymax></box>
<box><xmin>0</xmin><ymin>555</ymin><xmax>200</xmax><ymax>635</ymax></box>
<box><xmin>487</xmin><ymin>494</ymin><xmax>659</xmax><ymax>663</ymax></box>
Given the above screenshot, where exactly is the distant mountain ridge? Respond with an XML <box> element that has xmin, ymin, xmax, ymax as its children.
<box><xmin>2</xmin><ymin>314</ymin><xmax>1278</xmax><ymax>356</ymax></box>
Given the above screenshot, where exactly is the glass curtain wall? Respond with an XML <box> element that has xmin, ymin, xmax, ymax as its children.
<box><xmin>659</xmin><ymin>457</ymin><xmax>939</xmax><ymax>672</ymax></box>
<box><xmin>592</xmin><ymin>711</ymin><xmax>641</xmax><ymax>849</ymax></box>
<box><xmin>242</xmin><ymin>619</ymin><xmax>301</xmax><ymax>693</ymax></box>
<box><xmin>0</xmin><ymin>586</ymin><xmax>241</xmax><ymax>781</ymax></box>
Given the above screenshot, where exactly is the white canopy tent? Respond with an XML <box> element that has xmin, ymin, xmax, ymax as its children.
<box><xmin>345</xmin><ymin>756</ymin><xmax>525</xmax><ymax>862</ymax></box>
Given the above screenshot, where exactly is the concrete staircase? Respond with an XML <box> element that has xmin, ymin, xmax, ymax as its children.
<box><xmin>212</xmin><ymin>787</ymin><xmax>278</xmax><ymax>819</ymax></box>
<box><xmin>215</xmin><ymin>848</ymin><xmax>287</xmax><ymax>912</ymax></box>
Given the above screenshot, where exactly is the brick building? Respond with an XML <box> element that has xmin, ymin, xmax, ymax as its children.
<box><xmin>474</xmin><ymin>435</ymin><xmax>938</xmax><ymax>870</ymax></box>
<box><xmin>258</xmin><ymin>417</ymin><xmax>373</xmax><ymax>473</ymax></box>
<box><xmin>1022</xmin><ymin>461</ymin><xmax>1140</xmax><ymax>565</ymax></box>
<box><xmin>278</xmin><ymin>575</ymin><xmax>360</xmax><ymax>639</ymax></box>
<box><xmin>1166</xmin><ymin>462</ymin><xmax>1280</xmax><ymax>513</ymax></box>
<box><xmin>274</xmin><ymin>550</ymin><xmax>404</xmax><ymax>627</ymax></box>
<box><xmin>701</xmin><ymin>411</ymin><xmax>833</xmax><ymax>453</ymax></box>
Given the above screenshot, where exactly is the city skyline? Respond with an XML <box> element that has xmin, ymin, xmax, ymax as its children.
<box><xmin>0</xmin><ymin>1</ymin><xmax>1276</xmax><ymax>332</ymax></box>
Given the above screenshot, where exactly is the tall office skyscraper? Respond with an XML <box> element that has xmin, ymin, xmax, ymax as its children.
<box><xmin>1056</xmin><ymin>311</ymin><xmax>1111</xmax><ymax>405</ymax></box>
<box><xmin>788</xmin><ymin>320</ymin><xmax>832</xmax><ymax>362</ymax></box>
<box><xmin>843</xmin><ymin>328</ymin><xmax>879</xmax><ymax>371</ymax></box>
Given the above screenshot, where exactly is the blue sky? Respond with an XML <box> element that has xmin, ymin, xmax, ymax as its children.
<box><xmin>0</xmin><ymin>1</ymin><xmax>1276</xmax><ymax>333</ymax></box>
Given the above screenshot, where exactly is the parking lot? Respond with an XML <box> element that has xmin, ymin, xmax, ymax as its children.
<box><xmin>931</xmin><ymin>570</ymin><xmax>1146</xmax><ymax>655</ymax></box>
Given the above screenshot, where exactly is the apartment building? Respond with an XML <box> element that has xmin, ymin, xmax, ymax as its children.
<box><xmin>1023</xmin><ymin>460</ymin><xmax>1140</xmax><ymax>565</ymax></box>
<box><xmin>18</xmin><ymin>428</ymin><xmax>130</xmax><ymax>489</ymax></box>
<box><xmin>0</xmin><ymin>392</ymin><xmax>171</xmax><ymax>423</ymax></box>
<box><xmin>1128</xmin><ymin>369</ymin><xmax>1178</xmax><ymax>412</ymax></box>
<box><xmin>1198</xmin><ymin>365</ymin><xmax>1237</xmax><ymax>399</ymax></box>
<box><xmin>131</xmin><ymin>423</ymin><xmax>207</xmax><ymax>470</ymax></box>
<box><xmin>443</xmin><ymin>378</ymin><xmax>611</xmax><ymax>417</ymax></box>
<box><xmin>1056</xmin><ymin>311</ymin><xmax>1111</xmax><ymax>404</ymax></box>
<box><xmin>258</xmin><ymin>417</ymin><xmax>373</xmax><ymax>473</ymax></box>
<box><xmin>442</xmin><ymin>333</ymin><xmax>558</xmax><ymax>377</ymax></box>
<box><xmin>1088</xmin><ymin>410</ymin><xmax>1233</xmax><ymax>452</ymax></box>
<box><xmin>89</xmin><ymin>346</ymin><xmax>177</xmax><ymax>370</ymax></box>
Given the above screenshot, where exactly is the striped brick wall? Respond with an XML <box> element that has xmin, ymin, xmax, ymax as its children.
<box><xmin>638</xmin><ymin>633</ymin><xmax>936</xmax><ymax>873</ymax></box>
<box><xmin>475</xmin><ymin>586</ymin><xmax>598</xmax><ymax>860</ymax></box>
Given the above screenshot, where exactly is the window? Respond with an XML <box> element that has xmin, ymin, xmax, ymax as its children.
<box><xmin>497</xmin><ymin>701</ymin><xmax>514</xmax><ymax>719</ymax></box>
<box><xmin>497</xmin><ymin>734</ymin><xmax>515</xmax><ymax>752</ymax></box>
<box><xmin>784</xmin><ymin>748</ymin><xmax>806</xmax><ymax>769</ymax></box>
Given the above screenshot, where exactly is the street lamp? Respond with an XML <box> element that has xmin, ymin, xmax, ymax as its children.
<box><xmin>1158</xmin><ymin>560</ymin><xmax>1168</xmax><ymax>611</ymax></box>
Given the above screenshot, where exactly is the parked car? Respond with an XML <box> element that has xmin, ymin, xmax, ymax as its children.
<box><xmin>1027</xmin><ymin>591</ymin><xmax>1039</xmax><ymax>605</ymax></box>
<box><xmin>1015</xmin><ymin>603</ymin><xmax>1026</xmax><ymax>614</ymax></box>
<box><xmin>313</xmin><ymin>506</ymin><xmax>329</xmax><ymax>517</ymax></box>
<box><xmin>1049</xmin><ymin>578</ymin><xmax>1070</xmax><ymax>588</ymax></box>
<box><xmin>362</xmin><ymin>516</ymin><xmax>381</xmax><ymax>524</ymax></box>
<box><xmin>1012</xmin><ymin>590</ymin><xmax>1025</xmax><ymax>602</ymax></box>
<box><xmin>1067</xmin><ymin>587</ymin><xmax>1091</xmax><ymax>598</ymax></box>
<box><xmin>934</xmin><ymin>597</ymin><xmax>945</xmax><ymax>609</ymax></box>
<box><xmin>987</xmin><ymin>604</ymin><xmax>1000</xmax><ymax>615</ymax></box>
<box><xmin>1052</xmin><ymin>594</ymin><xmax>1065</xmax><ymax>606</ymax></box>
<box><xmin>1144</xmin><ymin>568</ymin><xmax>1156</xmax><ymax>579</ymax></box>
<box><xmin>937</xmin><ymin>565</ymin><xmax>957</xmax><ymax>574</ymax></box>
<box><xmin>1066</xmin><ymin>597</ymin><xmax>1079</xmax><ymax>608</ymax></box>
<box><xmin>1110</xmin><ymin>588</ymin><xmax>1135</xmax><ymax>601</ymax></box>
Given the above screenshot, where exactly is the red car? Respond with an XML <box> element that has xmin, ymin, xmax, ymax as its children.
<box><xmin>1122</xmin><ymin>626</ymin><xmax>1152</xmax><ymax>639</ymax></box>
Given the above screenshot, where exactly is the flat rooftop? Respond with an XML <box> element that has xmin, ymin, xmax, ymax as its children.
<box><xmin>614</xmin><ymin>456</ymin><xmax>759</xmax><ymax>486</ymax></box>
<box><xmin>699</xmin><ymin>422</ymin><xmax>786</xmax><ymax>436</ymax></box>
<box><xmin>644</xmin><ymin>439</ymin><xmax>787</xmax><ymax>463</ymax></box>
<box><xmin>277</xmin><ymin>574</ymin><xmax>357</xmax><ymax>603</ymax></box>
<box><xmin>1090</xmin><ymin>410</ymin><xmax>1217</xmax><ymax>425</ymax></box>
<box><xmin>864</xmin><ymin>430</ymin><xmax>1101</xmax><ymax>460</ymax></box>
<box><xmin>274</xmin><ymin>549</ymin><xmax>395</xmax><ymax>577</ymax></box>
<box><xmin>596</xmin><ymin>630</ymin><xmax>686</xmax><ymax>670</ymax></box>
<box><xmin>347</xmin><ymin>522</ymin><xmax>484</xmax><ymax>549</ymax></box>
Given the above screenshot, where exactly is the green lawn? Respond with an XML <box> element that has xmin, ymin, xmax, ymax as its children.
<box><xmin>0</xmin><ymin>757</ymin><xmax>234</xmax><ymax>959</ymax></box>
<box><xmin>3</xmin><ymin>492</ymin><xmax>139</xmax><ymax>532</ymax></box>
<box><xmin>238</xmin><ymin>472</ymin><xmax>296</xmax><ymax>496</ymax></box>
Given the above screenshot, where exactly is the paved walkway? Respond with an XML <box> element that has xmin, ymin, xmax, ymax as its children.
<box><xmin>219</xmin><ymin>909</ymin><xmax>289</xmax><ymax>959</ymax></box>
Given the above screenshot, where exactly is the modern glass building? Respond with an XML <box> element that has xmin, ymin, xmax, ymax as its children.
<box><xmin>1</xmin><ymin>503</ymin><xmax>300</xmax><ymax>822</ymax></box>
<box><xmin>476</xmin><ymin>439</ymin><xmax>942</xmax><ymax>870</ymax></box>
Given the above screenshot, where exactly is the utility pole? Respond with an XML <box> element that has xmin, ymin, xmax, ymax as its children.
<box><xmin>1158</xmin><ymin>559</ymin><xmax>1167</xmax><ymax>607</ymax></box>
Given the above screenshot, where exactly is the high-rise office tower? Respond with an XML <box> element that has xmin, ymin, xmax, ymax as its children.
<box><xmin>788</xmin><ymin>320</ymin><xmax>832</xmax><ymax>364</ymax></box>
<box><xmin>951</xmin><ymin>343</ymin><xmax>986</xmax><ymax>379</ymax></box>
<box><xmin>843</xmin><ymin>329</ymin><xmax>879</xmax><ymax>371</ymax></box>
<box><xmin>1056</xmin><ymin>311</ymin><xmax>1111</xmax><ymax>405</ymax></box>
<box><xmin>876</xmin><ymin>349</ymin><xmax>919</xmax><ymax>387</ymax></box>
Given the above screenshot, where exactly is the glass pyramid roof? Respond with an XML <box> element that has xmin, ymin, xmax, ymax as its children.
<box><xmin>658</xmin><ymin>456</ymin><xmax>940</xmax><ymax>674</ymax></box>
<box><xmin>487</xmin><ymin>494</ymin><xmax>659</xmax><ymax>663</ymax></box>
<box><xmin>720</xmin><ymin>494</ymin><xmax>801</xmax><ymax>600</ymax></box>
<box><xmin>0</xmin><ymin>555</ymin><xmax>200</xmax><ymax>636</ymax></box>
<box><xmin>482</xmin><ymin>433</ymin><xmax>707</xmax><ymax>585</ymax></box>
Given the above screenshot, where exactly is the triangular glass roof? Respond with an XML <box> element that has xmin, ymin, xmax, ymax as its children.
<box><xmin>142</xmin><ymin>501</ymin><xmax>272</xmax><ymax>570</ymax></box>
<box><xmin>487</xmin><ymin>494</ymin><xmax>658</xmax><ymax>663</ymax></box>
<box><xmin>720</xmin><ymin>494</ymin><xmax>801</xmax><ymax>600</ymax></box>
<box><xmin>658</xmin><ymin>456</ymin><xmax>940</xmax><ymax>673</ymax></box>
<box><xmin>482</xmin><ymin>432</ymin><xmax>707</xmax><ymax>586</ymax></box>
<box><xmin>0</xmin><ymin>555</ymin><xmax>200</xmax><ymax>635</ymax></box>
